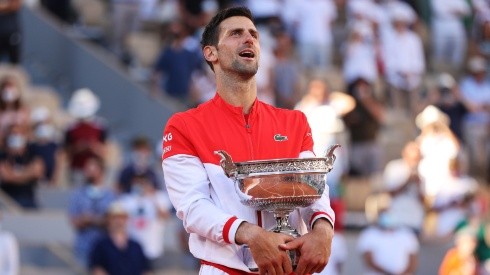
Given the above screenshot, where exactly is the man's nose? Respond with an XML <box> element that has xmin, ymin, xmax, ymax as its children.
<box><xmin>243</xmin><ymin>33</ymin><xmax>255</xmax><ymax>44</ymax></box>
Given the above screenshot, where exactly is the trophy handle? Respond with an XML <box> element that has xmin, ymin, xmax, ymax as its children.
<box><xmin>214</xmin><ymin>150</ymin><xmax>238</xmax><ymax>178</ymax></box>
<box><xmin>324</xmin><ymin>144</ymin><xmax>341</xmax><ymax>171</ymax></box>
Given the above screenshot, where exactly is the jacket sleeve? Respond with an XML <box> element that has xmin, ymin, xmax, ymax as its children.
<box><xmin>161</xmin><ymin>115</ymin><xmax>245</xmax><ymax>245</ymax></box>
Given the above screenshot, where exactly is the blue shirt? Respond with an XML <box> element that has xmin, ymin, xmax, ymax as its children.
<box><xmin>68</xmin><ymin>185</ymin><xmax>115</xmax><ymax>266</ymax></box>
<box><xmin>90</xmin><ymin>235</ymin><xmax>150</xmax><ymax>275</ymax></box>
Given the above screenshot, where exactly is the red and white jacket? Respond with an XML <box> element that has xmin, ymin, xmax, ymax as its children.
<box><xmin>162</xmin><ymin>94</ymin><xmax>335</xmax><ymax>273</ymax></box>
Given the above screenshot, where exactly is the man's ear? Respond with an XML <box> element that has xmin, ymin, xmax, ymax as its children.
<box><xmin>203</xmin><ymin>46</ymin><xmax>218</xmax><ymax>63</ymax></box>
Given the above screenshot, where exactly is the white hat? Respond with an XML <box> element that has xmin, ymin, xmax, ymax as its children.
<box><xmin>68</xmin><ymin>88</ymin><xmax>100</xmax><ymax>119</ymax></box>
<box><xmin>415</xmin><ymin>105</ymin><xmax>450</xmax><ymax>129</ymax></box>
<box><xmin>468</xmin><ymin>56</ymin><xmax>487</xmax><ymax>72</ymax></box>
<box><xmin>437</xmin><ymin>73</ymin><xmax>456</xmax><ymax>88</ymax></box>
<box><xmin>107</xmin><ymin>202</ymin><xmax>128</xmax><ymax>216</ymax></box>
<box><xmin>389</xmin><ymin>3</ymin><xmax>417</xmax><ymax>24</ymax></box>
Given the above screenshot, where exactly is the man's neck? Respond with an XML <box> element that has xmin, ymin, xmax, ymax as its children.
<box><xmin>216</xmin><ymin>73</ymin><xmax>257</xmax><ymax>114</ymax></box>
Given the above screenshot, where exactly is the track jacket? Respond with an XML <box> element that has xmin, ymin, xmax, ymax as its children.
<box><xmin>162</xmin><ymin>94</ymin><xmax>335</xmax><ymax>273</ymax></box>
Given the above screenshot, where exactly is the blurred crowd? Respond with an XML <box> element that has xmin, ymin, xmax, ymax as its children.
<box><xmin>0</xmin><ymin>0</ymin><xmax>490</xmax><ymax>274</ymax></box>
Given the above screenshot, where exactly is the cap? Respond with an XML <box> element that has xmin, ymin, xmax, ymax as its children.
<box><xmin>437</xmin><ymin>73</ymin><xmax>456</xmax><ymax>89</ymax></box>
<box><xmin>68</xmin><ymin>88</ymin><xmax>100</xmax><ymax>119</ymax></box>
<box><xmin>107</xmin><ymin>202</ymin><xmax>128</xmax><ymax>216</ymax></box>
<box><xmin>415</xmin><ymin>105</ymin><xmax>450</xmax><ymax>129</ymax></box>
<box><xmin>389</xmin><ymin>3</ymin><xmax>417</xmax><ymax>24</ymax></box>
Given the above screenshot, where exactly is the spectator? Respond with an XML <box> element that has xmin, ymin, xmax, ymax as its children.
<box><xmin>65</xmin><ymin>88</ymin><xmax>108</xmax><ymax>186</ymax></box>
<box><xmin>89</xmin><ymin>201</ymin><xmax>151</xmax><ymax>275</ymax></box>
<box><xmin>110</xmin><ymin>0</ymin><xmax>141</xmax><ymax>62</ymax></box>
<box><xmin>272</xmin><ymin>31</ymin><xmax>301</xmax><ymax>110</ymax></box>
<box><xmin>456</xmin><ymin>216</ymin><xmax>490</xmax><ymax>274</ymax></box>
<box><xmin>285</xmin><ymin>0</ymin><xmax>337</xmax><ymax>73</ymax></box>
<box><xmin>0</xmin><ymin>210</ymin><xmax>19</xmax><ymax>275</ymax></box>
<box><xmin>0</xmin><ymin>0</ymin><xmax>22</xmax><ymax>64</ymax></box>
<box><xmin>439</xmin><ymin>227</ymin><xmax>478</xmax><ymax>275</ymax></box>
<box><xmin>343</xmin><ymin>77</ymin><xmax>385</xmax><ymax>177</ymax></box>
<box><xmin>117</xmin><ymin>136</ymin><xmax>160</xmax><ymax>194</ymax></box>
<box><xmin>118</xmin><ymin>173</ymin><xmax>172</xmax><ymax>263</ymax></box>
<box><xmin>430</xmin><ymin>0</ymin><xmax>471</xmax><ymax>73</ymax></box>
<box><xmin>0</xmin><ymin>76</ymin><xmax>30</xmax><ymax>146</ymax></box>
<box><xmin>0</xmin><ymin>125</ymin><xmax>44</xmax><ymax>208</ymax></box>
<box><xmin>382</xmin><ymin>3</ymin><xmax>425</xmax><ymax>114</ymax></box>
<box><xmin>358</xmin><ymin>196</ymin><xmax>419</xmax><ymax>275</ymax></box>
<box><xmin>29</xmin><ymin>106</ymin><xmax>63</xmax><ymax>185</ymax></box>
<box><xmin>152</xmin><ymin>20</ymin><xmax>203</xmax><ymax>106</ymax></box>
<box><xmin>382</xmin><ymin>141</ymin><xmax>425</xmax><ymax>234</ymax></box>
<box><xmin>68</xmin><ymin>155</ymin><xmax>115</xmax><ymax>267</ymax></box>
<box><xmin>430</xmin><ymin>73</ymin><xmax>470</xmax><ymax>142</ymax></box>
<box><xmin>343</xmin><ymin>21</ymin><xmax>378</xmax><ymax>87</ymax></box>
<box><xmin>459</xmin><ymin>56</ymin><xmax>490</xmax><ymax>178</ymax></box>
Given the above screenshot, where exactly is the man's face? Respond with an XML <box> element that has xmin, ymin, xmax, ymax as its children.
<box><xmin>214</xmin><ymin>16</ymin><xmax>260</xmax><ymax>77</ymax></box>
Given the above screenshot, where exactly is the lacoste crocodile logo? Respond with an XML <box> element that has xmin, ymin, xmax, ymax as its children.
<box><xmin>274</xmin><ymin>134</ymin><xmax>288</xmax><ymax>141</ymax></box>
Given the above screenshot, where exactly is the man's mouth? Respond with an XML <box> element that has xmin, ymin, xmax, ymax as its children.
<box><xmin>238</xmin><ymin>49</ymin><xmax>255</xmax><ymax>59</ymax></box>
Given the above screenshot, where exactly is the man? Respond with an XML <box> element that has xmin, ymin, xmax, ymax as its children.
<box><xmin>68</xmin><ymin>155</ymin><xmax>115</xmax><ymax>267</ymax></box>
<box><xmin>0</xmin><ymin>0</ymin><xmax>21</xmax><ymax>64</ymax></box>
<box><xmin>161</xmin><ymin>7</ymin><xmax>334</xmax><ymax>275</ymax></box>
<box><xmin>89</xmin><ymin>202</ymin><xmax>150</xmax><ymax>275</ymax></box>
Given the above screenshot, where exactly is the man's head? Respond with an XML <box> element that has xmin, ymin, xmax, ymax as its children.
<box><xmin>200</xmin><ymin>7</ymin><xmax>259</xmax><ymax>76</ymax></box>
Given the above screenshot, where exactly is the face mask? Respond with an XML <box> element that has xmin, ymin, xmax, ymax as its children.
<box><xmin>2</xmin><ymin>87</ymin><xmax>20</xmax><ymax>103</ymax></box>
<box><xmin>132</xmin><ymin>184</ymin><xmax>144</xmax><ymax>196</ymax></box>
<box><xmin>131</xmin><ymin>152</ymin><xmax>151</xmax><ymax>169</ymax></box>
<box><xmin>86</xmin><ymin>185</ymin><xmax>103</xmax><ymax>199</ymax></box>
<box><xmin>7</xmin><ymin>134</ymin><xmax>26</xmax><ymax>150</ymax></box>
<box><xmin>35</xmin><ymin>124</ymin><xmax>55</xmax><ymax>140</ymax></box>
<box><xmin>377</xmin><ymin>212</ymin><xmax>396</xmax><ymax>229</ymax></box>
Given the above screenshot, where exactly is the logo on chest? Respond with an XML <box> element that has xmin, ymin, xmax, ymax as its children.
<box><xmin>274</xmin><ymin>134</ymin><xmax>288</xmax><ymax>142</ymax></box>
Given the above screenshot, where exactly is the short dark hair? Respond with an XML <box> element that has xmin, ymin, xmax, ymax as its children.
<box><xmin>200</xmin><ymin>6</ymin><xmax>254</xmax><ymax>70</ymax></box>
<box><xmin>131</xmin><ymin>136</ymin><xmax>151</xmax><ymax>150</ymax></box>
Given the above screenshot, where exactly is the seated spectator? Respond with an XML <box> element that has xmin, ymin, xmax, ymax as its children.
<box><xmin>118</xmin><ymin>173</ymin><xmax>172</xmax><ymax>263</ymax></box>
<box><xmin>117</xmin><ymin>136</ymin><xmax>160</xmax><ymax>194</ymax></box>
<box><xmin>0</xmin><ymin>125</ymin><xmax>44</xmax><ymax>208</ymax></box>
<box><xmin>439</xmin><ymin>227</ymin><xmax>478</xmax><ymax>275</ymax></box>
<box><xmin>65</xmin><ymin>88</ymin><xmax>108</xmax><ymax>186</ymax></box>
<box><xmin>0</xmin><ymin>76</ymin><xmax>30</xmax><ymax>147</ymax></box>
<box><xmin>29</xmin><ymin>106</ymin><xmax>63</xmax><ymax>185</ymax></box>
<box><xmin>89</xmin><ymin>201</ymin><xmax>150</xmax><ymax>275</ymax></box>
<box><xmin>0</xmin><ymin>210</ymin><xmax>19</xmax><ymax>275</ymax></box>
<box><xmin>358</xmin><ymin>196</ymin><xmax>419</xmax><ymax>275</ymax></box>
<box><xmin>68</xmin><ymin>154</ymin><xmax>115</xmax><ymax>268</ymax></box>
<box><xmin>382</xmin><ymin>141</ymin><xmax>425</xmax><ymax>234</ymax></box>
<box><xmin>319</xmin><ymin>200</ymin><xmax>348</xmax><ymax>275</ymax></box>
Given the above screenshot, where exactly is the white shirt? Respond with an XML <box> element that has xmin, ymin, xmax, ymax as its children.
<box><xmin>287</xmin><ymin>0</ymin><xmax>337</xmax><ymax>45</ymax></box>
<box><xmin>382</xmin><ymin>159</ymin><xmax>425</xmax><ymax>230</ymax></box>
<box><xmin>358</xmin><ymin>226</ymin><xmax>419</xmax><ymax>275</ymax></box>
<box><xmin>246</xmin><ymin>0</ymin><xmax>281</xmax><ymax>18</ymax></box>
<box><xmin>431</xmin><ymin>0</ymin><xmax>470</xmax><ymax>30</ymax></box>
<box><xmin>459</xmin><ymin>76</ymin><xmax>490</xmax><ymax>124</ymax></box>
<box><xmin>383</xmin><ymin>29</ymin><xmax>425</xmax><ymax>90</ymax></box>
<box><xmin>119</xmin><ymin>191</ymin><xmax>173</xmax><ymax>259</ymax></box>
<box><xmin>343</xmin><ymin>40</ymin><xmax>378</xmax><ymax>84</ymax></box>
<box><xmin>0</xmin><ymin>230</ymin><xmax>19</xmax><ymax>275</ymax></box>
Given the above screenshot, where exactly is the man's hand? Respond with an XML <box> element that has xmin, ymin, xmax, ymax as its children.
<box><xmin>279</xmin><ymin>219</ymin><xmax>333</xmax><ymax>275</ymax></box>
<box><xmin>235</xmin><ymin>222</ymin><xmax>295</xmax><ymax>275</ymax></box>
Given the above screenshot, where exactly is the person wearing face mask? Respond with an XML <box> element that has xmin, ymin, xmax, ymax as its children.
<box><xmin>117</xmin><ymin>136</ymin><xmax>160</xmax><ymax>194</ymax></box>
<box><xmin>0</xmin><ymin>125</ymin><xmax>44</xmax><ymax>208</ymax></box>
<box><xmin>117</xmin><ymin>173</ymin><xmax>172</xmax><ymax>268</ymax></box>
<box><xmin>0</xmin><ymin>77</ymin><xmax>30</xmax><ymax>146</ymax></box>
<box><xmin>29</xmin><ymin>107</ymin><xmax>63</xmax><ymax>185</ymax></box>
<box><xmin>358</xmin><ymin>197</ymin><xmax>419</xmax><ymax>275</ymax></box>
<box><xmin>68</xmin><ymin>154</ymin><xmax>115</xmax><ymax>268</ymax></box>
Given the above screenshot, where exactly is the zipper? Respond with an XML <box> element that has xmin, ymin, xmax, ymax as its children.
<box><xmin>244</xmin><ymin>122</ymin><xmax>254</xmax><ymax>159</ymax></box>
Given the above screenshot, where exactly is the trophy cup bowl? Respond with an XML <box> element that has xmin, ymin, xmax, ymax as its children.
<box><xmin>215</xmin><ymin>144</ymin><xmax>340</xmax><ymax>271</ymax></box>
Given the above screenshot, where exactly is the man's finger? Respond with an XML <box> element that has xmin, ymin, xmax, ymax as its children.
<box><xmin>279</xmin><ymin>238</ymin><xmax>301</xmax><ymax>251</ymax></box>
<box><xmin>282</xmin><ymin>250</ymin><xmax>293</xmax><ymax>275</ymax></box>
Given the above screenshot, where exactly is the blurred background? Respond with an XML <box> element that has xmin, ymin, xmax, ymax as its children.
<box><xmin>0</xmin><ymin>0</ymin><xmax>489</xmax><ymax>274</ymax></box>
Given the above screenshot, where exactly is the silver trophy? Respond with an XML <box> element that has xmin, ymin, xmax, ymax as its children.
<box><xmin>215</xmin><ymin>144</ymin><xmax>340</xmax><ymax>271</ymax></box>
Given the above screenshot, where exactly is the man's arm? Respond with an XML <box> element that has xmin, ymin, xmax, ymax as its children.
<box><xmin>363</xmin><ymin>251</ymin><xmax>393</xmax><ymax>274</ymax></box>
<box><xmin>400</xmin><ymin>253</ymin><xmax>418</xmax><ymax>275</ymax></box>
